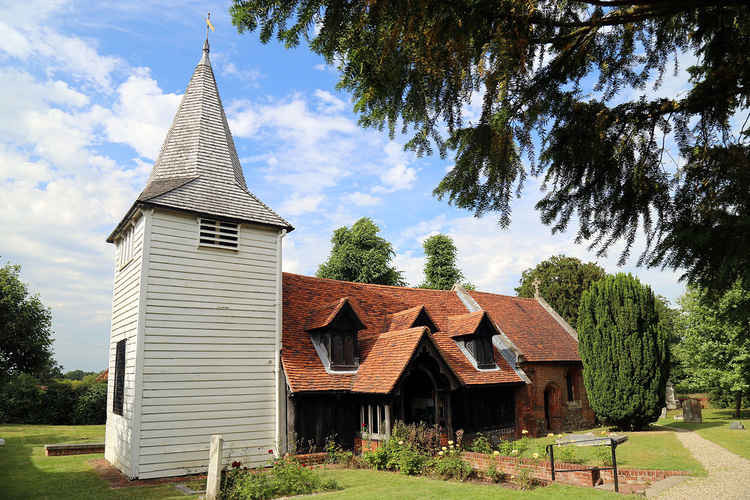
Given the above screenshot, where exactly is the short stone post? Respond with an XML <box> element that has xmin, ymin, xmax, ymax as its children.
<box><xmin>206</xmin><ymin>434</ymin><xmax>224</xmax><ymax>500</ymax></box>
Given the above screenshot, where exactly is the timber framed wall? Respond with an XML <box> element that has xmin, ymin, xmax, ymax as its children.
<box><xmin>136</xmin><ymin>208</ymin><xmax>281</xmax><ymax>478</ymax></box>
<box><xmin>105</xmin><ymin>211</ymin><xmax>147</xmax><ymax>477</ymax></box>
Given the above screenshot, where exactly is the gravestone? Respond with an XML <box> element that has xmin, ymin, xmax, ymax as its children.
<box><xmin>729</xmin><ymin>421</ymin><xmax>745</xmax><ymax>430</ymax></box>
<box><xmin>682</xmin><ymin>398</ymin><xmax>702</xmax><ymax>423</ymax></box>
<box><xmin>666</xmin><ymin>382</ymin><xmax>678</xmax><ymax>410</ymax></box>
<box><xmin>660</xmin><ymin>407</ymin><xmax>667</xmax><ymax>420</ymax></box>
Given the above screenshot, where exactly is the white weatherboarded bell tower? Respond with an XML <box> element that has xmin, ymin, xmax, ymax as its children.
<box><xmin>105</xmin><ymin>39</ymin><xmax>293</xmax><ymax>479</ymax></box>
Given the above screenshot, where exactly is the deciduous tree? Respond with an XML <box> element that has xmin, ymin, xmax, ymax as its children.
<box><xmin>317</xmin><ymin>217</ymin><xmax>405</xmax><ymax>286</ymax></box>
<box><xmin>232</xmin><ymin>1</ymin><xmax>750</xmax><ymax>296</ymax></box>
<box><xmin>516</xmin><ymin>255</ymin><xmax>605</xmax><ymax>327</ymax></box>
<box><xmin>0</xmin><ymin>262</ymin><xmax>58</xmax><ymax>381</ymax></box>
<box><xmin>673</xmin><ymin>283</ymin><xmax>750</xmax><ymax>418</ymax></box>
<box><xmin>577</xmin><ymin>273</ymin><xmax>669</xmax><ymax>430</ymax></box>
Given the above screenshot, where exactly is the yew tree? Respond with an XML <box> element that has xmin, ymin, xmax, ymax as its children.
<box><xmin>577</xmin><ymin>273</ymin><xmax>669</xmax><ymax>430</ymax></box>
<box><xmin>232</xmin><ymin>1</ymin><xmax>750</xmax><ymax>297</ymax></box>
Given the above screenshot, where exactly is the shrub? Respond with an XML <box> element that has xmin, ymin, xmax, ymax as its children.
<box><xmin>469</xmin><ymin>433</ymin><xmax>492</xmax><ymax>454</ymax></box>
<box><xmin>594</xmin><ymin>446</ymin><xmax>613</xmax><ymax>466</ymax></box>
<box><xmin>395</xmin><ymin>446</ymin><xmax>428</xmax><ymax>476</ymax></box>
<box><xmin>223</xmin><ymin>457</ymin><xmax>339</xmax><ymax>500</ymax></box>
<box><xmin>497</xmin><ymin>439</ymin><xmax>514</xmax><ymax>456</ymax></box>
<box><xmin>486</xmin><ymin>463</ymin><xmax>506</xmax><ymax>483</ymax></box>
<box><xmin>554</xmin><ymin>445</ymin><xmax>583</xmax><ymax>464</ymax></box>
<box><xmin>0</xmin><ymin>374</ymin><xmax>80</xmax><ymax>424</ymax></box>
<box><xmin>74</xmin><ymin>382</ymin><xmax>107</xmax><ymax>424</ymax></box>
<box><xmin>578</xmin><ymin>273</ymin><xmax>669</xmax><ymax>430</ymax></box>
<box><xmin>513</xmin><ymin>466</ymin><xmax>537</xmax><ymax>490</ymax></box>
<box><xmin>391</xmin><ymin>421</ymin><xmax>442</xmax><ymax>455</ymax></box>
<box><xmin>432</xmin><ymin>454</ymin><xmax>472</xmax><ymax>481</ymax></box>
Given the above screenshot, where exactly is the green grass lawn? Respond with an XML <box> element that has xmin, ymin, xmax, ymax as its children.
<box><xmin>0</xmin><ymin>424</ymin><xmax>195</xmax><ymax>500</ymax></box>
<box><xmin>656</xmin><ymin>407</ymin><xmax>750</xmax><ymax>460</ymax></box>
<box><xmin>515</xmin><ymin>427</ymin><xmax>705</xmax><ymax>476</ymax></box>
<box><xmin>0</xmin><ymin>424</ymin><xmax>698</xmax><ymax>499</ymax></box>
<box><xmin>316</xmin><ymin>469</ymin><xmax>634</xmax><ymax>499</ymax></box>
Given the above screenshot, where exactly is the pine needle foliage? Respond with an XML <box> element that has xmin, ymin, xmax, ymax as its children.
<box><xmin>317</xmin><ymin>217</ymin><xmax>405</xmax><ymax>286</ymax></box>
<box><xmin>231</xmin><ymin>0</ymin><xmax>750</xmax><ymax>296</ymax></box>
<box><xmin>577</xmin><ymin>273</ymin><xmax>669</xmax><ymax>430</ymax></box>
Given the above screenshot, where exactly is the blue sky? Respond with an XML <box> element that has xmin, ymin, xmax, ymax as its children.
<box><xmin>0</xmin><ymin>0</ymin><xmax>689</xmax><ymax>372</ymax></box>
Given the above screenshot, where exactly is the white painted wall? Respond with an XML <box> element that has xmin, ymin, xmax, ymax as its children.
<box><xmin>136</xmin><ymin>208</ymin><xmax>281</xmax><ymax>479</ymax></box>
<box><xmin>105</xmin><ymin>211</ymin><xmax>146</xmax><ymax>477</ymax></box>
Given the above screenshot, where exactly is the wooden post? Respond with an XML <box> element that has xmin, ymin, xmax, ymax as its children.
<box><xmin>384</xmin><ymin>404</ymin><xmax>392</xmax><ymax>438</ymax></box>
<box><xmin>206</xmin><ymin>435</ymin><xmax>223</xmax><ymax>500</ymax></box>
<box><xmin>368</xmin><ymin>404</ymin><xmax>373</xmax><ymax>435</ymax></box>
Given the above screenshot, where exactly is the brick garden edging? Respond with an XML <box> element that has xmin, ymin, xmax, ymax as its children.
<box><xmin>45</xmin><ymin>443</ymin><xmax>105</xmax><ymax>456</ymax></box>
<box><xmin>293</xmin><ymin>452</ymin><xmax>329</xmax><ymax>466</ymax></box>
<box><xmin>461</xmin><ymin>451</ymin><xmax>690</xmax><ymax>487</ymax></box>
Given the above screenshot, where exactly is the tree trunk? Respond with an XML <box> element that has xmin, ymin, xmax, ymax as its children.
<box><xmin>735</xmin><ymin>393</ymin><xmax>742</xmax><ymax>419</ymax></box>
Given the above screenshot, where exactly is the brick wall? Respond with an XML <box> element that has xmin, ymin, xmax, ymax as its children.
<box><xmin>293</xmin><ymin>452</ymin><xmax>328</xmax><ymax>466</ymax></box>
<box><xmin>353</xmin><ymin>437</ymin><xmax>382</xmax><ymax>454</ymax></box>
<box><xmin>515</xmin><ymin>363</ymin><xmax>596</xmax><ymax>437</ymax></box>
<box><xmin>461</xmin><ymin>451</ymin><xmax>689</xmax><ymax>487</ymax></box>
<box><xmin>45</xmin><ymin>444</ymin><xmax>105</xmax><ymax>456</ymax></box>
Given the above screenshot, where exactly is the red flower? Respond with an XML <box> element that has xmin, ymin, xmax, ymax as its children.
<box><xmin>231</xmin><ymin>461</ymin><xmax>241</xmax><ymax>468</ymax></box>
<box><xmin>268</xmin><ymin>449</ymin><xmax>274</xmax><ymax>454</ymax></box>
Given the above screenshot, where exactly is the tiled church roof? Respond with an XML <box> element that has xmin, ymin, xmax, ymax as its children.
<box><xmin>108</xmin><ymin>40</ymin><xmax>291</xmax><ymax>242</ymax></box>
<box><xmin>282</xmin><ymin>273</ymin><xmax>581</xmax><ymax>394</ymax></box>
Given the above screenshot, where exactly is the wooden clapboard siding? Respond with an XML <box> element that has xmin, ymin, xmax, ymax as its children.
<box><xmin>137</xmin><ymin>208</ymin><xmax>281</xmax><ymax>477</ymax></box>
<box><xmin>105</xmin><ymin>212</ymin><xmax>146</xmax><ymax>478</ymax></box>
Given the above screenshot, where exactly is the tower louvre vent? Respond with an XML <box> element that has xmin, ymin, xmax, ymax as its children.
<box><xmin>199</xmin><ymin>218</ymin><xmax>240</xmax><ymax>250</ymax></box>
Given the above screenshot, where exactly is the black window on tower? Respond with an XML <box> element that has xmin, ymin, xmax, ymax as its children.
<box><xmin>113</xmin><ymin>339</ymin><xmax>126</xmax><ymax>415</ymax></box>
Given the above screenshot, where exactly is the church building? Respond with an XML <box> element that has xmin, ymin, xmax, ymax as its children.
<box><xmin>105</xmin><ymin>40</ymin><xmax>594</xmax><ymax>479</ymax></box>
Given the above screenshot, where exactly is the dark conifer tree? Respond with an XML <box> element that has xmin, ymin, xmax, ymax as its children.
<box><xmin>577</xmin><ymin>273</ymin><xmax>669</xmax><ymax>430</ymax></box>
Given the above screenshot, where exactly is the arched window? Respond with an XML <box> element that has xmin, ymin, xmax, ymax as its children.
<box><xmin>565</xmin><ymin>371</ymin><xmax>575</xmax><ymax>402</ymax></box>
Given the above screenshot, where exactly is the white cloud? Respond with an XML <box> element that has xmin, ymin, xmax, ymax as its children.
<box><xmin>221</xmin><ymin>61</ymin><xmax>262</xmax><ymax>84</ymax></box>
<box><xmin>314</xmin><ymin>89</ymin><xmax>347</xmax><ymax>113</ymax></box>
<box><xmin>374</xmin><ymin>163</ymin><xmax>418</xmax><ymax>193</ymax></box>
<box><xmin>104</xmin><ymin>68</ymin><xmax>182</xmax><ymax>159</ymax></box>
<box><xmin>280</xmin><ymin>194</ymin><xmax>325</xmax><ymax>216</ymax></box>
<box><xmin>346</xmin><ymin>191</ymin><xmax>381</xmax><ymax>206</ymax></box>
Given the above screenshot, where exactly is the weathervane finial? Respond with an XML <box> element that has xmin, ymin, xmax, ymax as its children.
<box><xmin>205</xmin><ymin>11</ymin><xmax>215</xmax><ymax>50</ymax></box>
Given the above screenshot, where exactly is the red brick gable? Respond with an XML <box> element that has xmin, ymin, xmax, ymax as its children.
<box><xmin>281</xmin><ymin>273</ymin><xmax>578</xmax><ymax>394</ymax></box>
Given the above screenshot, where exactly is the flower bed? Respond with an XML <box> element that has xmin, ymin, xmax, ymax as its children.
<box><xmin>221</xmin><ymin>456</ymin><xmax>341</xmax><ymax>500</ymax></box>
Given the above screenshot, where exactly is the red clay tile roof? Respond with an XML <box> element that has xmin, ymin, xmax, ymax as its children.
<box><xmin>387</xmin><ymin>305</ymin><xmax>437</xmax><ymax>332</ymax></box>
<box><xmin>305</xmin><ymin>297</ymin><xmax>365</xmax><ymax>332</ymax></box>
<box><xmin>468</xmin><ymin>290</ymin><xmax>580</xmax><ymax>362</ymax></box>
<box><xmin>445</xmin><ymin>311</ymin><xmax>487</xmax><ymax>337</ymax></box>
<box><xmin>281</xmin><ymin>273</ymin><xmax>578</xmax><ymax>394</ymax></box>
<box><xmin>353</xmin><ymin>327</ymin><xmax>429</xmax><ymax>394</ymax></box>
<box><xmin>431</xmin><ymin>332</ymin><xmax>522</xmax><ymax>385</ymax></box>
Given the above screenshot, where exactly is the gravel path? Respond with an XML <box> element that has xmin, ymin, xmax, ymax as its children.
<box><xmin>651</xmin><ymin>428</ymin><xmax>750</xmax><ymax>499</ymax></box>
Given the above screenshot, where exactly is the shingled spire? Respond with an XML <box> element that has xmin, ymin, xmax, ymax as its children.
<box><xmin>108</xmin><ymin>40</ymin><xmax>292</xmax><ymax>241</ymax></box>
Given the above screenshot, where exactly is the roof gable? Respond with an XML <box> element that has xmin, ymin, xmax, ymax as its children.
<box><xmin>387</xmin><ymin>305</ymin><xmax>438</xmax><ymax>333</ymax></box>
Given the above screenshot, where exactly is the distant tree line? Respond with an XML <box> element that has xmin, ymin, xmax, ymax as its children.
<box><xmin>0</xmin><ymin>260</ymin><xmax>106</xmax><ymax>424</ymax></box>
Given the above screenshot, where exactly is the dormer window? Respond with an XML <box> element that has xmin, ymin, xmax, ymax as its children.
<box><xmin>448</xmin><ymin>311</ymin><xmax>499</xmax><ymax>371</ymax></box>
<box><xmin>306</xmin><ymin>298</ymin><xmax>365</xmax><ymax>373</ymax></box>
<box><xmin>464</xmin><ymin>336</ymin><xmax>495</xmax><ymax>369</ymax></box>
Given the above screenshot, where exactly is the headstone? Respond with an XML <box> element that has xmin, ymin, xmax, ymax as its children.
<box><xmin>682</xmin><ymin>398</ymin><xmax>702</xmax><ymax>423</ymax></box>
<box><xmin>729</xmin><ymin>421</ymin><xmax>745</xmax><ymax>430</ymax></box>
<box><xmin>666</xmin><ymin>382</ymin><xmax>678</xmax><ymax>410</ymax></box>
<box><xmin>660</xmin><ymin>407</ymin><xmax>667</xmax><ymax>420</ymax></box>
<box><xmin>0</xmin><ymin>438</ymin><xmax>4</xmax><ymax>446</ymax></box>
<box><xmin>206</xmin><ymin>434</ymin><xmax>224</xmax><ymax>500</ymax></box>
